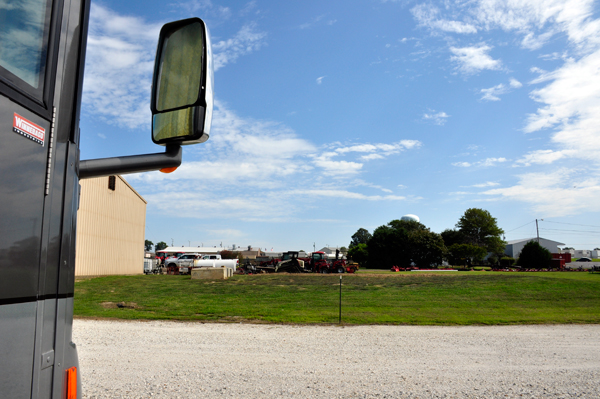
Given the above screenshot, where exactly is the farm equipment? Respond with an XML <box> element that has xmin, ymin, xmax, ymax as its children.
<box><xmin>235</xmin><ymin>251</ymin><xmax>358</xmax><ymax>274</ymax></box>
<box><xmin>304</xmin><ymin>251</ymin><xmax>357</xmax><ymax>274</ymax></box>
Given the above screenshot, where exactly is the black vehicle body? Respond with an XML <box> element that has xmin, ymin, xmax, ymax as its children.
<box><xmin>1</xmin><ymin>1</ymin><xmax>90</xmax><ymax>397</ymax></box>
<box><xmin>1</xmin><ymin>1</ymin><xmax>212</xmax><ymax>397</ymax></box>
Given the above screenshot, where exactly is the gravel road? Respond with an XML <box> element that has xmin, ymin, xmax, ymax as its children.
<box><xmin>74</xmin><ymin>319</ymin><xmax>600</xmax><ymax>398</ymax></box>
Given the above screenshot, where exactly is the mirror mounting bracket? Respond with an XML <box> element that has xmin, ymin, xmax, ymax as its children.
<box><xmin>78</xmin><ymin>144</ymin><xmax>182</xmax><ymax>179</ymax></box>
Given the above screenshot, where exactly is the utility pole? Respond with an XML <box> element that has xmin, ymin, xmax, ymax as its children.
<box><xmin>536</xmin><ymin>219</ymin><xmax>543</xmax><ymax>243</ymax></box>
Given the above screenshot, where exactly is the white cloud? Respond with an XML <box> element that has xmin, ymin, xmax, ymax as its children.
<box><xmin>82</xmin><ymin>5</ymin><xmax>267</xmax><ymax>130</ymax></box>
<box><xmin>316</xmin><ymin>76</ymin><xmax>326</xmax><ymax>84</ymax></box>
<box><xmin>212</xmin><ymin>23</ymin><xmax>267</xmax><ymax>71</ymax></box>
<box><xmin>452</xmin><ymin>162</ymin><xmax>472</xmax><ymax>167</ymax></box>
<box><xmin>288</xmin><ymin>189</ymin><xmax>406</xmax><ymax>201</ymax></box>
<box><xmin>412</xmin><ymin>4</ymin><xmax>478</xmax><ymax>34</ymax></box>
<box><xmin>514</xmin><ymin>149</ymin><xmax>569</xmax><ymax>166</ymax></box>
<box><xmin>481</xmin><ymin>78</ymin><xmax>523</xmax><ymax>101</ymax></box>
<box><xmin>82</xmin><ymin>4</ymin><xmax>160</xmax><ymax>130</ymax></box>
<box><xmin>300</xmin><ymin>14</ymin><xmax>336</xmax><ymax>30</ymax></box>
<box><xmin>483</xmin><ymin>168</ymin><xmax>600</xmax><ymax>216</ymax></box>
<box><xmin>361</xmin><ymin>154</ymin><xmax>385</xmax><ymax>161</ymax></box>
<box><xmin>525</xmin><ymin>51</ymin><xmax>600</xmax><ymax>164</ymax></box>
<box><xmin>450</xmin><ymin>44</ymin><xmax>502</xmax><ymax>74</ymax></box>
<box><xmin>312</xmin><ymin>155</ymin><xmax>364</xmax><ymax>176</ymax></box>
<box><xmin>422</xmin><ymin>110</ymin><xmax>450</xmax><ymax>125</ymax></box>
<box><xmin>453</xmin><ymin>157</ymin><xmax>507</xmax><ymax>167</ymax></box>
<box><xmin>127</xmin><ymin>100</ymin><xmax>421</xmax><ymax>219</ymax></box>
<box><xmin>462</xmin><ymin>181</ymin><xmax>500</xmax><ymax>188</ymax></box>
<box><xmin>412</xmin><ymin>0</ymin><xmax>600</xmax><ymax>51</ymax></box>
<box><xmin>509</xmin><ymin>78</ymin><xmax>523</xmax><ymax>88</ymax></box>
<box><xmin>480</xmin><ymin>157</ymin><xmax>507</xmax><ymax>166</ymax></box>
<box><xmin>480</xmin><ymin>83</ymin><xmax>507</xmax><ymax>101</ymax></box>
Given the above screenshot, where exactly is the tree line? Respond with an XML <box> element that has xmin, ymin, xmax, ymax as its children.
<box><xmin>348</xmin><ymin>208</ymin><xmax>507</xmax><ymax>269</ymax></box>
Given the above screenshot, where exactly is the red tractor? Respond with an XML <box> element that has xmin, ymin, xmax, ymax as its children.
<box><xmin>305</xmin><ymin>251</ymin><xmax>356</xmax><ymax>273</ymax></box>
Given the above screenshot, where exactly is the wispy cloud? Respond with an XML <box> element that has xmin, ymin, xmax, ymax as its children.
<box><xmin>129</xmin><ymin>100</ymin><xmax>421</xmax><ymax>219</ymax></box>
<box><xmin>422</xmin><ymin>110</ymin><xmax>450</xmax><ymax>125</ymax></box>
<box><xmin>212</xmin><ymin>22</ymin><xmax>267</xmax><ymax>71</ymax></box>
<box><xmin>514</xmin><ymin>150</ymin><xmax>569</xmax><ymax>167</ymax></box>
<box><xmin>300</xmin><ymin>14</ymin><xmax>337</xmax><ymax>29</ymax></box>
<box><xmin>411</xmin><ymin>0</ymin><xmax>600</xmax><ymax>217</ymax></box>
<box><xmin>82</xmin><ymin>4</ymin><xmax>266</xmax><ymax>130</ymax></box>
<box><xmin>463</xmin><ymin>181</ymin><xmax>500</xmax><ymax>188</ymax></box>
<box><xmin>316</xmin><ymin>76</ymin><xmax>326</xmax><ymax>84</ymax></box>
<box><xmin>480</xmin><ymin>83</ymin><xmax>507</xmax><ymax>101</ymax></box>
<box><xmin>82</xmin><ymin>4</ymin><xmax>160</xmax><ymax>129</ymax></box>
<box><xmin>450</xmin><ymin>44</ymin><xmax>502</xmax><ymax>74</ymax></box>
<box><xmin>481</xmin><ymin>78</ymin><xmax>522</xmax><ymax>100</ymax></box>
<box><xmin>453</xmin><ymin>157</ymin><xmax>508</xmax><ymax>167</ymax></box>
<box><xmin>412</xmin><ymin>3</ymin><xmax>478</xmax><ymax>34</ymax></box>
<box><xmin>483</xmin><ymin>168</ymin><xmax>600</xmax><ymax>217</ymax></box>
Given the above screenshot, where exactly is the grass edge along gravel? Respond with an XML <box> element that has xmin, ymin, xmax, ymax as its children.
<box><xmin>73</xmin><ymin>271</ymin><xmax>600</xmax><ymax>326</ymax></box>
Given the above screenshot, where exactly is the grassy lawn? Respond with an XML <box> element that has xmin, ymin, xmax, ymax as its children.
<box><xmin>73</xmin><ymin>271</ymin><xmax>600</xmax><ymax>325</ymax></box>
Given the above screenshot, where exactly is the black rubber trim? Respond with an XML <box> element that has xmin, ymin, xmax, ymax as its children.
<box><xmin>0</xmin><ymin>293</ymin><xmax>73</xmax><ymax>306</ymax></box>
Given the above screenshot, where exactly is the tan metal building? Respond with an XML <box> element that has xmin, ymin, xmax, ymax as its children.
<box><xmin>75</xmin><ymin>175</ymin><xmax>147</xmax><ymax>276</ymax></box>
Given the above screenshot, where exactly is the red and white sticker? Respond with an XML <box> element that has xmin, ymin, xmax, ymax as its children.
<box><xmin>13</xmin><ymin>113</ymin><xmax>45</xmax><ymax>146</ymax></box>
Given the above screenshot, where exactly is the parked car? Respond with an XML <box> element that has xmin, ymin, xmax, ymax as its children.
<box><xmin>576</xmin><ymin>257</ymin><xmax>592</xmax><ymax>262</ymax></box>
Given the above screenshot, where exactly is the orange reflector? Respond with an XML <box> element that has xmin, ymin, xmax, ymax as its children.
<box><xmin>160</xmin><ymin>166</ymin><xmax>178</xmax><ymax>173</ymax></box>
<box><xmin>65</xmin><ymin>367</ymin><xmax>77</xmax><ymax>399</ymax></box>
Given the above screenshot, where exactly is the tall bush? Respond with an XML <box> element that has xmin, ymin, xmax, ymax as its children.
<box><xmin>517</xmin><ymin>241</ymin><xmax>552</xmax><ymax>269</ymax></box>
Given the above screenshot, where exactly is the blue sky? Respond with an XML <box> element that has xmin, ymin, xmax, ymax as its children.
<box><xmin>80</xmin><ymin>0</ymin><xmax>600</xmax><ymax>252</ymax></box>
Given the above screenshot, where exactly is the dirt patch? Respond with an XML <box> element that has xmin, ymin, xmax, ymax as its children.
<box><xmin>100</xmin><ymin>301</ymin><xmax>139</xmax><ymax>309</ymax></box>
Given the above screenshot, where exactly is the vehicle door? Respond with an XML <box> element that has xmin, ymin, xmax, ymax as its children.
<box><xmin>0</xmin><ymin>0</ymin><xmax>85</xmax><ymax>397</ymax></box>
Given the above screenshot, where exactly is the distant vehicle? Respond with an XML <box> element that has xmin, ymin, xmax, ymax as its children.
<box><xmin>576</xmin><ymin>257</ymin><xmax>592</xmax><ymax>262</ymax></box>
<box><xmin>166</xmin><ymin>254</ymin><xmax>239</xmax><ymax>274</ymax></box>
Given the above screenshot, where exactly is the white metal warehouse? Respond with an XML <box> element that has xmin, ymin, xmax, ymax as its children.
<box><xmin>75</xmin><ymin>175</ymin><xmax>146</xmax><ymax>276</ymax></box>
<box><xmin>504</xmin><ymin>237</ymin><xmax>565</xmax><ymax>258</ymax></box>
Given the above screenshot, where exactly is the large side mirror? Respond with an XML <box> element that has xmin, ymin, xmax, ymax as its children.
<box><xmin>151</xmin><ymin>18</ymin><xmax>213</xmax><ymax>145</ymax></box>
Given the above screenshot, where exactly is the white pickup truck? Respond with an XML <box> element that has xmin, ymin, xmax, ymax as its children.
<box><xmin>167</xmin><ymin>254</ymin><xmax>239</xmax><ymax>274</ymax></box>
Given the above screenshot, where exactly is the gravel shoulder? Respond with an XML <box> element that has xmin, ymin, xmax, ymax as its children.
<box><xmin>74</xmin><ymin>319</ymin><xmax>600</xmax><ymax>398</ymax></box>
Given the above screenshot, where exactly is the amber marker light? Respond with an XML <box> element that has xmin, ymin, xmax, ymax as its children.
<box><xmin>65</xmin><ymin>367</ymin><xmax>77</xmax><ymax>399</ymax></box>
<box><xmin>160</xmin><ymin>166</ymin><xmax>178</xmax><ymax>173</ymax></box>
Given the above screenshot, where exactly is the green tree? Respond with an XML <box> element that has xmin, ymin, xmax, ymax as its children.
<box><xmin>517</xmin><ymin>241</ymin><xmax>552</xmax><ymax>269</ymax></box>
<box><xmin>410</xmin><ymin>230</ymin><xmax>446</xmax><ymax>268</ymax></box>
<box><xmin>367</xmin><ymin>219</ymin><xmax>445</xmax><ymax>268</ymax></box>
<box><xmin>447</xmin><ymin>243</ymin><xmax>487</xmax><ymax>266</ymax></box>
<box><xmin>145</xmin><ymin>239</ymin><xmax>153</xmax><ymax>252</ymax></box>
<box><xmin>440</xmin><ymin>229</ymin><xmax>465</xmax><ymax>247</ymax></box>
<box><xmin>367</xmin><ymin>221</ymin><xmax>412</xmax><ymax>268</ymax></box>
<box><xmin>349</xmin><ymin>228</ymin><xmax>372</xmax><ymax>248</ymax></box>
<box><xmin>456</xmin><ymin>208</ymin><xmax>505</xmax><ymax>255</ymax></box>
<box><xmin>348</xmin><ymin>243</ymin><xmax>369</xmax><ymax>268</ymax></box>
<box><xmin>155</xmin><ymin>241</ymin><xmax>168</xmax><ymax>252</ymax></box>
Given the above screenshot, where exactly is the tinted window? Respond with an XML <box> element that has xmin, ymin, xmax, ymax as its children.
<box><xmin>0</xmin><ymin>0</ymin><xmax>52</xmax><ymax>97</ymax></box>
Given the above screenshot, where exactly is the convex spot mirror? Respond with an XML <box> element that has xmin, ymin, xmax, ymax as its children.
<box><xmin>151</xmin><ymin>18</ymin><xmax>214</xmax><ymax>145</ymax></box>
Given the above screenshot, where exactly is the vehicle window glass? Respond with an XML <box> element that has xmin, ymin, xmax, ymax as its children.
<box><xmin>0</xmin><ymin>0</ymin><xmax>52</xmax><ymax>94</ymax></box>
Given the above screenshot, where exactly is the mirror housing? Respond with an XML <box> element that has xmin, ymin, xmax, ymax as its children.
<box><xmin>151</xmin><ymin>18</ymin><xmax>213</xmax><ymax>146</ymax></box>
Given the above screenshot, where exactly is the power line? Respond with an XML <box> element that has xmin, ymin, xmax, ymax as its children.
<box><xmin>543</xmin><ymin>220</ymin><xmax>600</xmax><ymax>229</ymax></box>
<box><xmin>505</xmin><ymin>220</ymin><xmax>535</xmax><ymax>233</ymax></box>
<box><xmin>540</xmin><ymin>228</ymin><xmax>600</xmax><ymax>235</ymax></box>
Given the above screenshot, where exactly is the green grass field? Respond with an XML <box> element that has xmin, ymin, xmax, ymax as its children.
<box><xmin>73</xmin><ymin>271</ymin><xmax>600</xmax><ymax>325</ymax></box>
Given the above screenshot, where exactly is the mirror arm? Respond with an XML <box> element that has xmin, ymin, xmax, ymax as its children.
<box><xmin>78</xmin><ymin>144</ymin><xmax>182</xmax><ymax>179</ymax></box>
